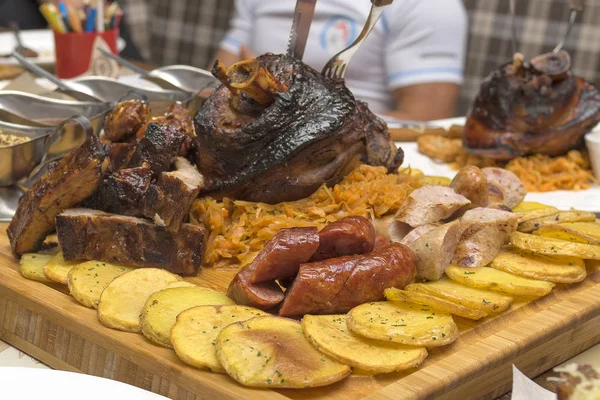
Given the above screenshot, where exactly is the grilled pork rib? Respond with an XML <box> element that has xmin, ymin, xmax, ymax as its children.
<box><xmin>194</xmin><ymin>53</ymin><xmax>402</xmax><ymax>203</ymax></box>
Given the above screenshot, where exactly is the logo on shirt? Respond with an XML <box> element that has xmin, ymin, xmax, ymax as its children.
<box><xmin>320</xmin><ymin>16</ymin><xmax>357</xmax><ymax>53</ymax></box>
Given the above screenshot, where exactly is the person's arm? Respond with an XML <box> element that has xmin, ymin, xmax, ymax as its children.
<box><xmin>210</xmin><ymin>0</ymin><xmax>255</xmax><ymax>68</ymax></box>
<box><xmin>384</xmin><ymin>0</ymin><xmax>467</xmax><ymax>120</ymax></box>
<box><xmin>389</xmin><ymin>83</ymin><xmax>461</xmax><ymax>121</ymax></box>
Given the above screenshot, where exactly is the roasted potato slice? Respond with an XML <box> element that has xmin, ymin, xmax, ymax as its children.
<box><xmin>302</xmin><ymin>314</ymin><xmax>427</xmax><ymax>374</ymax></box>
<box><xmin>171</xmin><ymin>305</ymin><xmax>268</xmax><ymax>373</ymax></box>
<box><xmin>417</xmin><ymin>135</ymin><xmax>462</xmax><ymax>163</ymax></box>
<box><xmin>43</xmin><ymin>251</ymin><xmax>80</xmax><ymax>284</ymax></box>
<box><xmin>517</xmin><ymin>207</ymin><xmax>561</xmax><ymax>225</ymax></box>
<box><xmin>97</xmin><ymin>268</ymin><xmax>182</xmax><ymax>332</ymax></box>
<box><xmin>405</xmin><ymin>277</ymin><xmax>512</xmax><ymax>314</ymax></box>
<box><xmin>534</xmin><ymin>222</ymin><xmax>600</xmax><ymax>245</ymax></box>
<box><xmin>19</xmin><ymin>253</ymin><xmax>55</xmax><ymax>283</ymax></box>
<box><xmin>385</xmin><ymin>288</ymin><xmax>487</xmax><ymax>320</ymax></box>
<box><xmin>216</xmin><ymin>316</ymin><xmax>350</xmax><ymax>388</ymax></box>
<box><xmin>511</xmin><ymin>232</ymin><xmax>600</xmax><ymax>260</ymax></box>
<box><xmin>512</xmin><ymin>201</ymin><xmax>555</xmax><ymax>213</ymax></box>
<box><xmin>346</xmin><ymin>301</ymin><xmax>458</xmax><ymax>347</ymax></box>
<box><xmin>491</xmin><ymin>249</ymin><xmax>586</xmax><ymax>283</ymax></box>
<box><xmin>518</xmin><ymin>211</ymin><xmax>596</xmax><ymax>233</ymax></box>
<box><xmin>140</xmin><ymin>286</ymin><xmax>234</xmax><ymax>348</ymax></box>
<box><xmin>445</xmin><ymin>265</ymin><xmax>554</xmax><ymax>297</ymax></box>
<box><xmin>68</xmin><ymin>261</ymin><xmax>135</xmax><ymax>308</ymax></box>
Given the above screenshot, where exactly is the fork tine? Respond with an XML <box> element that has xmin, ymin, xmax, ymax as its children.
<box><xmin>338</xmin><ymin>63</ymin><xmax>348</xmax><ymax>79</ymax></box>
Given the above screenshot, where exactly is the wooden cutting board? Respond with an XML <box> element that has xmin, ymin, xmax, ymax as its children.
<box><xmin>1</xmin><ymin>222</ymin><xmax>600</xmax><ymax>400</ymax></box>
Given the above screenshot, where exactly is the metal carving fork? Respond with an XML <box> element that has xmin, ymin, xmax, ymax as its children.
<box><xmin>322</xmin><ymin>0</ymin><xmax>393</xmax><ymax>79</ymax></box>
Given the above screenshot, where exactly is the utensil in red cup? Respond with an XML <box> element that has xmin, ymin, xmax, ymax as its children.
<box><xmin>53</xmin><ymin>28</ymin><xmax>119</xmax><ymax>79</ymax></box>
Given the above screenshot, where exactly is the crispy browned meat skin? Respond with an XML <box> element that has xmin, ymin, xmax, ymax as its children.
<box><xmin>141</xmin><ymin>158</ymin><xmax>205</xmax><ymax>232</ymax></box>
<box><xmin>94</xmin><ymin>163</ymin><xmax>153</xmax><ymax>217</ymax></box>
<box><xmin>464</xmin><ymin>51</ymin><xmax>600</xmax><ymax>159</ymax></box>
<box><xmin>227</xmin><ymin>267</ymin><xmax>285</xmax><ymax>310</ymax></box>
<box><xmin>311</xmin><ymin>216</ymin><xmax>375</xmax><ymax>261</ymax></box>
<box><xmin>103</xmin><ymin>100</ymin><xmax>150</xmax><ymax>142</ymax></box>
<box><xmin>127</xmin><ymin>122</ymin><xmax>188</xmax><ymax>177</ymax></box>
<box><xmin>278</xmin><ymin>243</ymin><xmax>416</xmax><ymax>317</ymax></box>
<box><xmin>7</xmin><ymin>135</ymin><xmax>105</xmax><ymax>256</ymax></box>
<box><xmin>247</xmin><ymin>227</ymin><xmax>319</xmax><ymax>283</ymax></box>
<box><xmin>194</xmin><ymin>53</ymin><xmax>401</xmax><ymax>204</ymax></box>
<box><xmin>135</xmin><ymin>102</ymin><xmax>195</xmax><ymax>143</ymax></box>
<box><xmin>104</xmin><ymin>142</ymin><xmax>136</xmax><ymax>172</ymax></box>
<box><xmin>56</xmin><ymin>208</ymin><xmax>205</xmax><ymax>275</ymax></box>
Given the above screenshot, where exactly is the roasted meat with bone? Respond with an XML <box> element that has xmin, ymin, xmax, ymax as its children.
<box><xmin>7</xmin><ymin>135</ymin><xmax>106</xmax><ymax>256</ymax></box>
<box><xmin>464</xmin><ymin>50</ymin><xmax>600</xmax><ymax>159</ymax></box>
<box><xmin>193</xmin><ymin>54</ymin><xmax>402</xmax><ymax>203</ymax></box>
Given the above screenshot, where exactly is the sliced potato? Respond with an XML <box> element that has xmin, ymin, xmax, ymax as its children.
<box><xmin>171</xmin><ymin>305</ymin><xmax>268</xmax><ymax>373</ymax></box>
<box><xmin>97</xmin><ymin>268</ymin><xmax>182</xmax><ymax>332</ymax></box>
<box><xmin>513</xmin><ymin>201</ymin><xmax>556</xmax><ymax>213</ymax></box>
<box><xmin>517</xmin><ymin>207</ymin><xmax>561</xmax><ymax>225</ymax></box>
<box><xmin>534</xmin><ymin>222</ymin><xmax>600</xmax><ymax>245</ymax></box>
<box><xmin>420</xmin><ymin>176</ymin><xmax>451</xmax><ymax>186</ymax></box>
<box><xmin>302</xmin><ymin>314</ymin><xmax>427</xmax><ymax>374</ymax></box>
<box><xmin>491</xmin><ymin>249</ymin><xmax>586</xmax><ymax>283</ymax></box>
<box><xmin>43</xmin><ymin>251</ymin><xmax>80</xmax><ymax>284</ymax></box>
<box><xmin>385</xmin><ymin>288</ymin><xmax>487</xmax><ymax>320</ymax></box>
<box><xmin>216</xmin><ymin>316</ymin><xmax>350</xmax><ymax>388</ymax></box>
<box><xmin>445</xmin><ymin>265</ymin><xmax>554</xmax><ymax>297</ymax></box>
<box><xmin>140</xmin><ymin>286</ymin><xmax>234</xmax><ymax>348</ymax></box>
<box><xmin>346</xmin><ymin>301</ymin><xmax>458</xmax><ymax>347</ymax></box>
<box><xmin>405</xmin><ymin>277</ymin><xmax>512</xmax><ymax>314</ymax></box>
<box><xmin>68</xmin><ymin>261</ymin><xmax>135</xmax><ymax>308</ymax></box>
<box><xmin>518</xmin><ymin>211</ymin><xmax>596</xmax><ymax>233</ymax></box>
<box><xmin>511</xmin><ymin>231</ymin><xmax>600</xmax><ymax>260</ymax></box>
<box><xmin>19</xmin><ymin>253</ymin><xmax>55</xmax><ymax>283</ymax></box>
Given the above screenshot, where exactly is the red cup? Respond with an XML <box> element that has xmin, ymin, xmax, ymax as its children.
<box><xmin>53</xmin><ymin>29</ymin><xmax>120</xmax><ymax>79</ymax></box>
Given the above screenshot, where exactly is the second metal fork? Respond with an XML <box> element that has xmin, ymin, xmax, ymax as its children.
<box><xmin>322</xmin><ymin>0</ymin><xmax>393</xmax><ymax>79</ymax></box>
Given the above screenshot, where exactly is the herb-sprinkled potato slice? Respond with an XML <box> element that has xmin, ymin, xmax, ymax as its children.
<box><xmin>44</xmin><ymin>251</ymin><xmax>79</xmax><ymax>284</ymax></box>
<box><xmin>445</xmin><ymin>265</ymin><xmax>554</xmax><ymax>297</ymax></box>
<box><xmin>385</xmin><ymin>288</ymin><xmax>487</xmax><ymax>320</ymax></box>
<box><xmin>19</xmin><ymin>253</ymin><xmax>55</xmax><ymax>283</ymax></box>
<box><xmin>302</xmin><ymin>314</ymin><xmax>427</xmax><ymax>374</ymax></box>
<box><xmin>68</xmin><ymin>261</ymin><xmax>135</xmax><ymax>308</ymax></box>
<box><xmin>97</xmin><ymin>268</ymin><xmax>182</xmax><ymax>332</ymax></box>
<box><xmin>518</xmin><ymin>210</ymin><xmax>596</xmax><ymax>233</ymax></box>
<box><xmin>171</xmin><ymin>305</ymin><xmax>268</xmax><ymax>373</ymax></box>
<box><xmin>140</xmin><ymin>287</ymin><xmax>234</xmax><ymax>348</ymax></box>
<box><xmin>534</xmin><ymin>222</ymin><xmax>600</xmax><ymax>245</ymax></box>
<box><xmin>216</xmin><ymin>316</ymin><xmax>350</xmax><ymax>388</ymax></box>
<box><xmin>405</xmin><ymin>277</ymin><xmax>512</xmax><ymax>314</ymax></box>
<box><xmin>346</xmin><ymin>301</ymin><xmax>458</xmax><ymax>347</ymax></box>
<box><xmin>491</xmin><ymin>249</ymin><xmax>586</xmax><ymax>283</ymax></box>
<box><xmin>511</xmin><ymin>232</ymin><xmax>600</xmax><ymax>260</ymax></box>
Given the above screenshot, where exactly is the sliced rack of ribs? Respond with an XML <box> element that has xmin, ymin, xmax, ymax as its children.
<box><xmin>464</xmin><ymin>50</ymin><xmax>600</xmax><ymax>159</ymax></box>
<box><xmin>194</xmin><ymin>53</ymin><xmax>402</xmax><ymax>204</ymax></box>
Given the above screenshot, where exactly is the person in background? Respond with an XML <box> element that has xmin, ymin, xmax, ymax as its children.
<box><xmin>214</xmin><ymin>0</ymin><xmax>468</xmax><ymax>121</ymax></box>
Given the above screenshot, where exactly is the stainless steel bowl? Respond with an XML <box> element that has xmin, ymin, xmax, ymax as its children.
<box><xmin>143</xmin><ymin>65</ymin><xmax>219</xmax><ymax>93</ymax></box>
<box><xmin>0</xmin><ymin>116</ymin><xmax>92</xmax><ymax>187</ymax></box>
<box><xmin>0</xmin><ymin>90</ymin><xmax>111</xmax><ymax>134</ymax></box>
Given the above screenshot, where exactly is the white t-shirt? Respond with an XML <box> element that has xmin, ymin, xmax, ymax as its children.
<box><xmin>220</xmin><ymin>0</ymin><xmax>467</xmax><ymax>114</ymax></box>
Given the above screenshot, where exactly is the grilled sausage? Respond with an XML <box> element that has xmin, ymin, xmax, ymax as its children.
<box><xmin>248</xmin><ymin>227</ymin><xmax>319</xmax><ymax>283</ymax></box>
<box><xmin>450</xmin><ymin>165</ymin><xmax>490</xmax><ymax>208</ymax></box>
<box><xmin>482</xmin><ymin>167</ymin><xmax>526</xmax><ymax>209</ymax></box>
<box><xmin>278</xmin><ymin>243</ymin><xmax>417</xmax><ymax>317</ymax></box>
<box><xmin>373</xmin><ymin>235</ymin><xmax>390</xmax><ymax>249</ymax></box>
<box><xmin>227</xmin><ymin>267</ymin><xmax>285</xmax><ymax>311</ymax></box>
<box><xmin>311</xmin><ymin>216</ymin><xmax>375</xmax><ymax>261</ymax></box>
